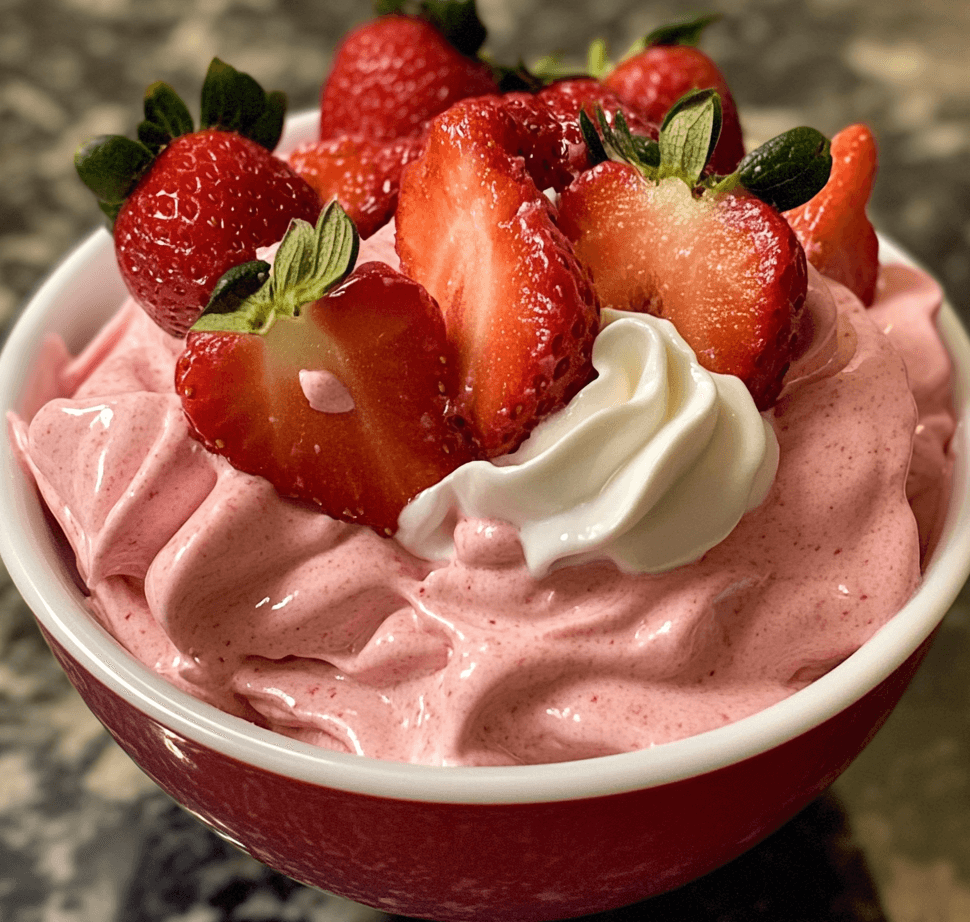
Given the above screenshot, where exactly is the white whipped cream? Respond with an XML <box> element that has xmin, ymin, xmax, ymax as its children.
<box><xmin>396</xmin><ymin>308</ymin><xmax>779</xmax><ymax>576</ymax></box>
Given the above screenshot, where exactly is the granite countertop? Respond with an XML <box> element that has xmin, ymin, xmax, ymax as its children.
<box><xmin>2</xmin><ymin>1</ymin><xmax>969</xmax><ymax>920</ymax></box>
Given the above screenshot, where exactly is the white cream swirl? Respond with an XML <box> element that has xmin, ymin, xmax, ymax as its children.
<box><xmin>396</xmin><ymin>308</ymin><xmax>779</xmax><ymax>576</ymax></box>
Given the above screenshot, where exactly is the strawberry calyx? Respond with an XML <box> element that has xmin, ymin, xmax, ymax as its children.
<box><xmin>581</xmin><ymin>89</ymin><xmax>833</xmax><ymax>212</ymax></box>
<box><xmin>373</xmin><ymin>0</ymin><xmax>487</xmax><ymax>56</ymax></box>
<box><xmin>192</xmin><ymin>201</ymin><xmax>360</xmax><ymax>336</ymax></box>
<box><xmin>75</xmin><ymin>58</ymin><xmax>287</xmax><ymax>224</ymax></box>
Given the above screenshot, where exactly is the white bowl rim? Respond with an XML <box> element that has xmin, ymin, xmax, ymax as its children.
<box><xmin>2</xmin><ymin>112</ymin><xmax>970</xmax><ymax>805</ymax></box>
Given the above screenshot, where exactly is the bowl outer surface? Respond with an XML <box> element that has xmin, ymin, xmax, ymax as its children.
<box><xmin>39</xmin><ymin>622</ymin><xmax>935</xmax><ymax>920</ymax></box>
<box><xmin>2</xmin><ymin>115</ymin><xmax>970</xmax><ymax>917</ymax></box>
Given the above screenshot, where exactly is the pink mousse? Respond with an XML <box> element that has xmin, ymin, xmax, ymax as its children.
<box><xmin>8</xmin><ymin>261</ymin><xmax>954</xmax><ymax>766</ymax></box>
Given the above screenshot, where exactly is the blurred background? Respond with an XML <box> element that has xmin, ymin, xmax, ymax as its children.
<box><xmin>1</xmin><ymin>1</ymin><xmax>969</xmax><ymax>920</ymax></box>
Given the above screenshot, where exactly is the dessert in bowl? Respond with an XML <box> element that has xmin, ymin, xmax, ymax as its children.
<box><xmin>3</xmin><ymin>8</ymin><xmax>970</xmax><ymax>920</ymax></box>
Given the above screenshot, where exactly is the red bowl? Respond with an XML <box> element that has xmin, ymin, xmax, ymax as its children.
<box><xmin>3</xmin><ymin>115</ymin><xmax>970</xmax><ymax>921</ymax></box>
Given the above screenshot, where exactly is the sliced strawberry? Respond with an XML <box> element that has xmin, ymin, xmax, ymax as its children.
<box><xmin>502</xmin><ymin>78</ymin><xmax>659</xmax><ymax>192</ymax></box>
<box><xmin>286</xmin><ymin>133</ymin><xmax>425</xmax><ymax>239</ymax></box>
<box><xmin>396</xmin><ymin>96</ymin><xmax>600</xmax><ymax>457</ymax></box>
<box><xmin>602</xmin><ymin>15</ymin><xmax>745</xmax><ymax>175</ymax></box>
<box><xmin>76</xmin><ymin>59</ymin><xmax>322</xmax><ymax>338</ymax></box>
<box><xmin>783</xmin><ymin>123</ymin><xmax>880</xmax><ymax>305</ymax></box>
<box><xmin>176</xmin><ymin>205</ymin><xmax>471</xmax><ymax>534</ymax></box>
<box><xmin>559</xmin><ymin>92</ymin><xmax>831</xmax><ymax>409</ymax></box>
<box><xmin>319</xmin><ymin>7</ymin><xmax>498</xmax><ymax>142</ymax></box>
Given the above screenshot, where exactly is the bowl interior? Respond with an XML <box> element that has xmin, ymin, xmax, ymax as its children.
<box><xmin>2</xmin><ymin>114</ymin><xmax>970</xmax><ymax>805</ymax></box>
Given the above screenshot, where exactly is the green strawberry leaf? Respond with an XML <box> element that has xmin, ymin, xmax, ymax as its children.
<box><xmin>198</xmin><ymin>260</ymin><xmax>272</xmax><ymax>318</ymax></box>
<box><xmin>199</xmin><ymin>58</ymin><xmax>287</xmax><ymax>150</ymax></box>
<box><xmin>617</xmin><ymin>12</ymin><xmax>721</xmax><ymax>63</ymax></box>
<box><xmin>657</xmin><ymin>88</ymin><xmax>721</xmax><ymax>185</ymax></box>
<box><xmin>74</xmin><ymin>134</ymin><xmax>155</xmax><ymax>225</ymax></box>
<box><xmin>192</xmin><ymin>202</ymin><xmax>360</xmax><ymax>335</ymax></box>
<box><xmin>373</xmin><ymin>0</ymin><xmax>487</xmax><ymax>56</ymax></box>
<box><xmin>138</xmin><ymin>81</ymin><xmax>194</xmax><ymax>154</ymax></box>
<box><xmin>644</xmin><ymin>13</ymin><xmax>721</xmax><ymax>48</ymax></box>
<box><xmin>736</xmin><ymin>127</ymin><xmax>832</xmax><ymax>211</ymax></box>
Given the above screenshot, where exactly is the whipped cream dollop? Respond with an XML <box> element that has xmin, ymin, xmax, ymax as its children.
<box><xmin>397</xmin><ymin>308</ymin><xmax>779</xmax><ymax>576</ymax></box>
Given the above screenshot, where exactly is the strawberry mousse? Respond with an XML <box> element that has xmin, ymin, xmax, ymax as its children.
<box><xmin>5</xmin><ymin>7</ymin><xmax>958</xmax><ymax>765</ymax></box>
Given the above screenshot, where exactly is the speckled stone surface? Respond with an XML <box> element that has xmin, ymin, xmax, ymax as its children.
<box><xmin>1</xmin><ymin>2</ymin><xmax>969</xmax><ymax>920</ymax></box>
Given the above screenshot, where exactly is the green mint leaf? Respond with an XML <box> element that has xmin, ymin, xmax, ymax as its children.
<box><xmin>657</xmin><ymin>88</ymin><xmax>721</xmax><ymax>185</ymax></box>
<box><xmin>139</xmin><ymin>81</ymin><xmax>194</xmax><ymax>153</ymax></box>
<box><xmin>74</xmin><ymin>135</ymin><xmax>154</xmax><ymax>210</ymax></box>
<box><xmin>736</xmin><ymin>127</ymin><xmax>833</xmax><ymax>211</ymax></box>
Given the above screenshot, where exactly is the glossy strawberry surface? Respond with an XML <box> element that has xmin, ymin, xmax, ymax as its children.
<box><xmin>604</xmin><ymin>44</ymin><xmax>745</xmax><ymax>175</ymax></box>
<box><xmin>784</xmin><ymin>123</ymin><xmax>879</xmax><ymax>305</ymax></box>
<box><xmin>396</xmin><ymin>97</ymin><xmax>599</xmax><ymax>457</ymax></box>
<box><xmin>286</xmin><ymin>133</ymin><xmax>425</xmax><ymax>239</ymax></box>
<box><xmin>319</xmin><ymin>14</ymin><xmax>498</xmax><ymax>142</ymax></box>
<box><xmin>114</xmin><ymin>130</ymin><xmax>321</xmax><ymax>337</ymax></box>
<box><xmin>502</xmin><ymin>78</ymin><xmax>659</xmax><ymax>192</ymax></box>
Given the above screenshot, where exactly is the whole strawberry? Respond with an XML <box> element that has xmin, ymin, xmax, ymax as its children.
<box><xmin>600</xmin><ymin>15</ymin><xmax>746</xmax><ymax>176</ymax></box>
<box><xmin>75</xmin><ymin>59</ymin><xmax>322</xmax><ymax>337</ymax></box>
<box><xmin>319</xmin><ymin>0</ymin><xmax>499</xmax><ymax>142</ymax></box>
<box><xmin>558</xmin><ymin>94</ymin><xmax>832</xmax><ymax>409</ymax></box>
<box><xmin>176</xmin><ymin>204</ymin><xmax>471</xmax><ymax>534</ymax></box>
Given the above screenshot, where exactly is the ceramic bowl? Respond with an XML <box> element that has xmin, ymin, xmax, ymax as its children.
<box><xmin>2</xmin><ymin>113</ymin><xmax>970</xmax><ymax>921</ymax></box>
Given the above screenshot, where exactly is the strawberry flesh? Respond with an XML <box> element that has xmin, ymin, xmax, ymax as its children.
<box><xmin>395</xmin><ymin>97</ymin><xmax>600</xmax><ymax>457</ymax></box>
<box><xmin>559</xmin><ymin>160</ymin><xmax>806</xmax><ymax>409</ymax></box>
<box><xmin>176</xmin><ymin>261</ymin><xmax>471</xmax><ymax>534</ymax></box>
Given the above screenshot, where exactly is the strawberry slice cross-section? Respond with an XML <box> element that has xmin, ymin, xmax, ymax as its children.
<box><xmin>395</xmin><ymin>96</ymin><xmax>601</xmax><ymax>457</ymax></box>
<box><xmin>175</xmin><ymin>203</ymin><xmax>472</xmax><ymax>535</ymax></box>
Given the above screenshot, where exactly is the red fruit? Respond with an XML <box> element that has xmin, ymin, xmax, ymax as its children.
<box><xmin>503</xmin><ymin>78</ymin><xmax>659</xmax><ymax>192</ymax></box>
<box><xmin>75</xmin><ymin>59</ymin><xmax>322</xmax><ymax>337</ymax></box>
<box><xmin>396</xmin><ymin>97</ymin><xmax>600</xmax><ymax>457</ymax></box>
<box><xmin>176</xmin><ymin>211</ymin><xmax>470</xmax><ymax>535</ymax></box>
<box><xmin>286</xmin><ymin>133</ymin><xmax>425</xmax><ymax>239</ymax></box>
<box><xmin>783</xmin><ymin>123</ymin><xmax>879</xmax><ymax>305</ymax></box>
<box><xmin>320</xmin><ymin>14</ymin><xmax>498</xmax><ymax>142</ymax></box>
<box><xmin>114</xmin><ymin>130</ymin><xmax>321</xmax><ymax>336</ymax></box>
<box><xmin>559</xmin><ymin>94</ymin><xmax>816</xmax><ymax>409</ymax></box>
<box><xmin>603</xmin><ymin>28</ymin><xmax>745</xmax><ymax>175</ymax></box>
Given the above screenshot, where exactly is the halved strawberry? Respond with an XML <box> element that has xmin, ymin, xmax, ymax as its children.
<box><xmin>176</xmin><ymin>204</ymin><xmax>471</xmax><ymax>535</ymax></box>
<box><xmin>600</xmin><ymin>15</ymin><xmax>745</xmax><ymax>175</ymax></box>
<box><xmin>558</xmin><ymin>93</ymin><xmax>831</xmax><ymax>408</ymax></box>
<box><xmin>395</xmin><ymin>96</ymin><xmax>600</xmax><ymax>457</ymax></box>
<box><xmin>319</xmin><ymin>2</ymin><xmax>498</xmax><ymax>142</ymax></box>
<box><xmin>783</xmin><ymin>123</ymin><xmax>880</xmax><ymax>305</ymax></box>
<box><xmin>285</xmin><ymin>133</ymin><xmax>425</xmax><ymax>238</ymax></box>
<box><xmin>75</xmin><ymin>59</ymin><xmax>322</xmax><ymax>337</ymax></box>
